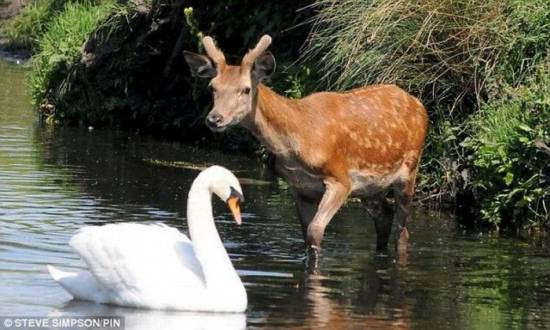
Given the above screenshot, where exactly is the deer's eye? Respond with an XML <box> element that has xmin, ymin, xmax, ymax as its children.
<box><xmin>209</xmin><ymin>85</ymin><xmax>217</xmax><ymax>93</ymax></box>
<box><xmin>242</xmin><ymin>87</ymin><xmax>251</xmax><ymax>95</ymax></box>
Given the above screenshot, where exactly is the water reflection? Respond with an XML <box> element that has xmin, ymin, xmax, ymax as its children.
<box><xmin>1</xmin><ymin>58</ymin><xmax>550</xmax><ymax>329</ymax></box>
<box><xmin>51</xmin><ymin>301</ymin><xmax>246</xmax><ymax>330</ymax></box>
<box><xmin>298</xmin><ymin>256</ymin><xmax>411</xmax><ymax>329</ymax></box>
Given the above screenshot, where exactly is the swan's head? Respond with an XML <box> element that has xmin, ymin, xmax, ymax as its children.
<box><xmin>200</xmin><ymin>166</ymin><xmax>244</xmax><ymax>225</ymax></box>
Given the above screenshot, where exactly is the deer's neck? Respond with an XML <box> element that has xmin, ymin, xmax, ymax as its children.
<box><xmin>244</xmin><ymin>84</ymin><xmax>301</xmax><ymax>156</ymax></box>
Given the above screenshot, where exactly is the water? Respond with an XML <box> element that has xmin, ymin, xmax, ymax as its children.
<box><xmin>1</xmin><ymin>58</ymin><xmax>549</xmax><ymax>329</ymax></box>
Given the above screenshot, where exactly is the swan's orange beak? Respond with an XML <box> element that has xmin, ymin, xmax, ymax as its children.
<box><xmin>227</xmin><ymin>196</ymin><xmax>242</xmax><ymax>225</ymax></box>
<box><xmin>226</xmin><ymin>187</ymin><xmax>244</xmax><ymax>225</ymax></box>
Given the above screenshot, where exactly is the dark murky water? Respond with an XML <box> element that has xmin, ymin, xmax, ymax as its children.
<box><xmin>1</xmin><ymin>58</ymin><xmax>549</xmax><ymax>329</ymax></box>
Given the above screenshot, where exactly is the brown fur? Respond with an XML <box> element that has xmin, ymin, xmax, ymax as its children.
<box><xmin>250</xmin><ymin>85</ymin><xmax>427</xmax><ymax>180</ymax></box>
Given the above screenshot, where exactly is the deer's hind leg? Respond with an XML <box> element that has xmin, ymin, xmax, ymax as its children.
<box><xmin>363</xmin><ymin>196</ymin><xmax>394</xmax><ymax>252</ymax></box>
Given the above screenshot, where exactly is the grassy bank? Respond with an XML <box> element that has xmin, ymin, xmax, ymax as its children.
<box><xmin>0</xmin><ymin>0</ymin><xmax>123</xmax><ymax>113</ymax></box>
<box><xmin>2</xmin><ymin>0</ymin><xmax>548</xmax><ymax>228</ymax></box>
<box><xmin>3</xmin><ymin>0</ymin><xmax>314</xmax><ymax>149</ymax></box>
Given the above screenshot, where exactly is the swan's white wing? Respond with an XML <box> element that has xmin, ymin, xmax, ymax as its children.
<box><xmin>47</xmin><ymin>266</ymin><xmax>111</xmax><ymax>303</ymax></box>
<box><xmin>68</xmin><ymin>223</ymin><xmax>206</xmax><ymax>308</ymax></box>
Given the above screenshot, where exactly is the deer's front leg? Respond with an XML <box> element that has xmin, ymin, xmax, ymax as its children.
<box><xmin>291</xmin><ymin>188</ymin><xmax>322</xmax><ymax>241</ymax></box>
<box><xmin>306</xmin><ymin>179</ymin><xmax>351</xmax><ymax>251</ymax></box>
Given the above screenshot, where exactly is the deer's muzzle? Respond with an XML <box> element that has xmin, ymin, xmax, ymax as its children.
<box><xmin>205</xmin><ymin>112</ymin><xmax>226</xmax><ymax>132</ymax></box>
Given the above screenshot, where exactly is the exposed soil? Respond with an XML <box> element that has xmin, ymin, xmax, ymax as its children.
<box><xmin>0</xmin><ymin>0</ymin><xmax>28</xmax><ymax>21</ymax></box>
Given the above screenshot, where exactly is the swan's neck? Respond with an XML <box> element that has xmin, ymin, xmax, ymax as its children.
<box><xmin>187</xmin><ymin>184</ymin><xmax>238</xmax><ymax>287</ymax></box>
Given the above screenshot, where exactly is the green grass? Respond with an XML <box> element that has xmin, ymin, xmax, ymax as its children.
<box><xmin>304</xmin><ymin>0</ymin><xmax>549</xmax><ymax>108</ymax></box>
<box><xmin>29</xmin><ymin>0</ymin><xmax>119</xmax><ymax>109</ymax></box>
<box><xmin>1</xmin><ymin>0</ymin><xmax>124</xmax><ymax>122</ymax></box>
<box><xmin>1</xmin><ymin>0</ymin><xmax>63</xmax><ymax>50</ymax></box>
<box><xmin>304</xmin><ymin>0</ymin><xmax>498</xmax><ymax>106</ymax></box>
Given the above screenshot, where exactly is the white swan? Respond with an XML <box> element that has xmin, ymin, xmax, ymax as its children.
<box><xmin>47</xmin><ymin>166</ymin><xmax>247</xmax><ymax>312</ymax></box>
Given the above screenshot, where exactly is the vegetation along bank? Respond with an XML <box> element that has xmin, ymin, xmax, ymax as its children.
<box><xmin>0</xmin><ymin>0</ymin><xmax>548</xmax><ymax>228</ymax></box>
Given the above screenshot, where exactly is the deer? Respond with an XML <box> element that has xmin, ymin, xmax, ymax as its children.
<box><xmin>184</xmin><ymin>35</ymin><xmax>428</xmax><ymax>260</ymax></box>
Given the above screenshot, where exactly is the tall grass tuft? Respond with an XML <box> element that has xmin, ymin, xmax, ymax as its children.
<box><xmin>303</xmin><ymin>0</ymin><xmax>549</xmax><ymax>111</ymax></box>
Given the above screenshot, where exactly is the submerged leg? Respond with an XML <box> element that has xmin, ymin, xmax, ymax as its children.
<box><xmin>366</xmin><ymin>197</ymin><xmax>394</xmax><ymax>252</ymax></box>
<box><xmin>392</xmin><ymin>171</ymin><xmax>417</xmax><ymax>253</ymax></box>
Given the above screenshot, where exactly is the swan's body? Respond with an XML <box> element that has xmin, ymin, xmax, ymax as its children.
<box><xmin>48</xmin><ymin>166</ymin><xmax>247</xmax><ymax>312</ymax></box>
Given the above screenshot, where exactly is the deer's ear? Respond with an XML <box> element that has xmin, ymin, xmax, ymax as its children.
<box><xmin>184</xmin><ymin>51</ymin><xmax>217</xmax><ymax>78</ymax></box>
<box><xmin>252</xmin><ymin>51</ymin><xmax>275</xmax><ymax>81</ymax></box>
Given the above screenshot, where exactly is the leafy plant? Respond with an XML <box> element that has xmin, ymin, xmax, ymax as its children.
<box><xmin>466</xmin><ymin>60</ymin><xmax>549</xmax><ymax>227</ymax></box>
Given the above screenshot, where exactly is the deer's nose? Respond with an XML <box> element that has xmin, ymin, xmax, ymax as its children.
<box><xmin>206</xmin><ymin>112</ymin><xmax>224</xmax><ymax>127</ymax></box>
